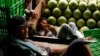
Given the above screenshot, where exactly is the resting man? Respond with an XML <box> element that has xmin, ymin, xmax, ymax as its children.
<box><xmin>5</xmin><ymin>16</ymin><xmax>50</xmax><ymax>56</ymax></box>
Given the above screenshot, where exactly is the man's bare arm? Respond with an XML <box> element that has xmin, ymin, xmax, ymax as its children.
<box><xmin>27</xmin><ymin>0</ymin><xmax>44</xmax><ymax>30</ymax></box>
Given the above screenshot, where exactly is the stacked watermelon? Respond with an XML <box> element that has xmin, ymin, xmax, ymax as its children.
<box><xmin>42</xmin><ymin>0</ymin><xmax>100</xmax><ymax>32</ymax></box>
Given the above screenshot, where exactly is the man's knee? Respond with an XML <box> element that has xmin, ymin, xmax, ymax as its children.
<box><xmin>60</xmin><ymin>24</ymin><xmax>70</xmax><ymax>32</ymax></box>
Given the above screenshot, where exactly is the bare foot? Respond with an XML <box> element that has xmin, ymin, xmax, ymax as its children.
<box><xmin>84</xmin><ymin>37</ymin><xmax>97</xmax><ymax>42</ymax></box>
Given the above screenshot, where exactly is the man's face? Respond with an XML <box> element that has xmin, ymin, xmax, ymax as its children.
<box><xmin>40</xmin><ymin>19</ymin><xmax>47</xmax><ymax>30</ymax></box>
<box><xmin>17</xmin><ymin>26</ymin><xmax>29</xmax><ymax>39</ymax></box>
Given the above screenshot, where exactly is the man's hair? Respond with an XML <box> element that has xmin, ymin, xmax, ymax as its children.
<box><xmin>38</xmin><ymin>17</ymin><xmax>46</xmax><ymax>23</ymax></box>
<box><xmin>7</xmin><ymin>16</ymin><xmax>27</xmax><ymax>35</ymax></box>
<box><xmin>36</xmin><ymin>17</ymin><xmax>47</xmax><ymax>31</ymax></box>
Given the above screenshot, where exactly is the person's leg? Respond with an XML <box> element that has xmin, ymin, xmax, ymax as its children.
<box><xmin>57</xmin><ymin>24</ymin><xmax>78</xmax><ymax>41</ymax></box>
<box><xmin>69</xmin><ymin>22</ymin><xmax>84</xmax><ymax>38</ymax></box>
<box><xmin>68</xmin><ymin>22</ymin><xmax>77</xmax><ymax>34</ymax></box>
<box><xmin>62</xmin><ymin>39</ymin><xmax>92</xmax><ymax>56</ymax></box>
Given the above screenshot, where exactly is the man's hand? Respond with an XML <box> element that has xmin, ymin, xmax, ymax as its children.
<box><xmin>36</xmin><ymin>0</ymin><xmax>47</xmax><ymax>8</ymax></box>
<box><xmin>46</xmin><ymin>24</ymin><xmax>57</xmax><ymax>36</ymax></box>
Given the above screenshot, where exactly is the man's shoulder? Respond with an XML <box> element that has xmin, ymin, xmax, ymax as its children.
<box><xmin>4</xmin><ymin>40</ymin><xmax>29</xmax><ymax>51</ymax></box>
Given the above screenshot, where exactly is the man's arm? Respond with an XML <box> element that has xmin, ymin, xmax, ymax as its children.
<box><xmin>32</xmin><ymin>41</ymin><xmax>68</xmax><ymax>55</ymax></box>
<box><xmin>46</xmin><ymin>25</ymin><xmax>57</xmax><ymax>36</ymax></box>
<box><xmin>28</xmin><ymin>0</ymin><xmax>45</xmax><ymax>30</ymax></box>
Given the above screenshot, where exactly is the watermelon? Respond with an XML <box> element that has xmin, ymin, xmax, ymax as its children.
<box><xmin>69</xmin><ymin>0</ymin><xmax>79</xmax><ymax>10</ymax></box>
<box><xmin>97</xmin><ymin>20</ymin><xmax>100</xmax><ymax>28</ymax></box>
<box><xmin>88</xmin><ymin>2</ymin><xmax>97</xmax><ymax>12</ymax></box>
<box><xmin>52</xmin><ymin>7</ymin><xmax>61</xmax><ymax>17</ymax></box>
<box><xmin>42</xmin><ymin>8</ymin><xmax>51</xmax><ymax>17</ymax></box>
<box><xmin>47</xmin><ymin>0</ymin><xmax>57</xmax><ymax>9</ymax></box>
<box><xmin>64</xmin><ymin>8</ymin><xmax>72</xmax><ymax>18</ymax></box>
<box><xmin>77</xmin><ymin>19</ymin><xmax>85</xmax><ymax>28</ymax></box>
<box><xmin>87</xmin><ymin>18</ymin><xmax>96</xmax><ymax>28</ymax></box>
<box><xmin>79</xmin><ymin>2</ymin><xmax>87</xmax><ymax>12</ymax></box>
<box><xmin>80</xmin><ymin>26</ymin><xmax>89</xmax><ymax>33</ymax></box>
<box><xmin>83</xmin><ymin>9</ymin><xmax>92</xmax><ymax>19</ymax></box>
<box><xmin>68</xmin><ymin>17</ymin><xmax>76</xmax><ymax>23</ymax></box>
<box><xmin>58</xmin><ymin>0</ymin><xmax>68</xmax><ymax>10</ymax></box>
<box><xmin>57</xmin><ymin>16</ymin><xmax>67</xmax><ymax>26</ymax></box>
<box><xmin>47</xmin><ymin>16</ymin><xmax>56</xmax><ymax>25</ymax></box>
<box><xmin>97</xmin><ymin>3</ymin><xmax>100</xmax><ymax>10</ymax></box>
<box><xmin>93</xmin><ymin>10</ymin><xmax>100</xmax><ymax>20</ymax></box>
<box><xmin>73</xmin><ymin>9</ymin><xmax>81</xmax><ymax>19</ymax></box>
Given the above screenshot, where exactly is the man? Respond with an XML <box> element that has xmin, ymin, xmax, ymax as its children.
<box><xmin>36</xmin><ymin>17</ymin><xmax>82</xmax><ymax>41</ymax></box>
<box><xmin>5</xmin><ymin>16</ymin><xmax>50</xmax><ymax>56</ymax></box>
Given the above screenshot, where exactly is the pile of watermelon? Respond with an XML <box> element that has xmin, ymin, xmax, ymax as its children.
<box><xmin>42</xmin><ymin>0</ymin><xmax>100</xmax><ymax>32</ymax></box>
